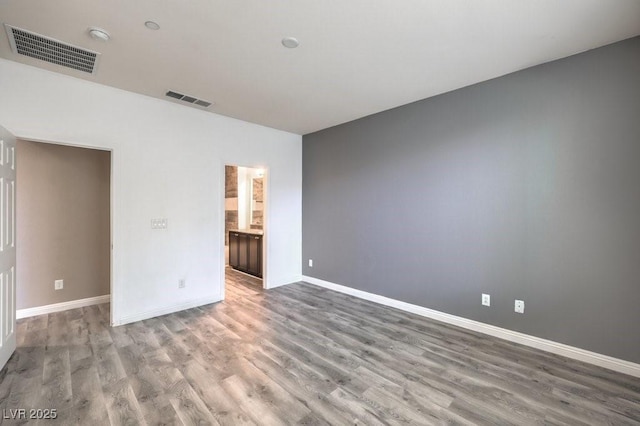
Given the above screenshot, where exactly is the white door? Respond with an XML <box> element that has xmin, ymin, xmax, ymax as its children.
<box><xmin>0</xmin><ymin>125</ymin><xmax>16</xmax><ymax>370</ymax></box>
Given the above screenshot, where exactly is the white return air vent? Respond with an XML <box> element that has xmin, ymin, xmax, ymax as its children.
<box><xmin>166</xmin><ymin>90</ymin><xmax>213</xmax><ymax>108</ymax></box>
<box><xmin>4</xmin><ymin>24</ymin><xmax>100</xmax><ymax>74</ymax></box>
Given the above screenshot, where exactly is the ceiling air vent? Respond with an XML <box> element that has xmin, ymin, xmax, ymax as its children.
<box><xmin>166</xmin><ymin>91</ymin><xmax>213</xmax><ymax>108</ymax></box>
<box><xmin>4</xmin><ymin>24</ymin><xmax>100</xmax><ymax>74</ymax></box>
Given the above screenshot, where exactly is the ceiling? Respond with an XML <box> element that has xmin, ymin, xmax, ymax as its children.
<box><xmin>1</xmin><ymin>1</ymin><xmax>639</xmax><ymax>135</ymax></box>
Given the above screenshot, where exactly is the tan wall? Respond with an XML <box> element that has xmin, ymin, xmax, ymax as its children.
<box><xmin>17</xmin><ymin>140</ymin><xmax>110</xmax><ymax>310</ymax></box>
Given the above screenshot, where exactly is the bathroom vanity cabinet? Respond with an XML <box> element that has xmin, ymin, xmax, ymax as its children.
<box><xmin>229</xmin><ymin>229</ymin><xmax>263</xmax><ymax>278</ymax></box>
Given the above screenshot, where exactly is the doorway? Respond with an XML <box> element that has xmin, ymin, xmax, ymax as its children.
<box><xmin>16</xmin><ymin>140</ymin><xmax>112</xmax><ymax>320</ymax></box>
<box><xmin>223</xmin><ymin>165</ymin><xmax>266</xmax><ymax>298</ymax></box>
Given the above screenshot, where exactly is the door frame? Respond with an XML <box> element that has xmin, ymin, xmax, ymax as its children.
<box><xmin>219</xmin><ymin>162</ymin><xmax>269</xmax><ymax>301</ymax></box>
<box><xmin>12</xmin><ymin>134</ymin><xmax>115</xmax><ymax>325</ymax></box>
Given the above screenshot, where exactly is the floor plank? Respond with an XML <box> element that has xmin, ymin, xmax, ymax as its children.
<box><xmin>1</xmin><ymin>267</ymin><xmax>639</xmax><ymax>425</ymax></box>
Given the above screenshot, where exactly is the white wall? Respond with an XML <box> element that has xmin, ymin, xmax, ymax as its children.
<box><xmin>237</xmin><ymin>166</ymin><xmax>249</xmax><ymax>229</ymax></box>
<box><xmin>0</xmin><ymin>58</ymin><xmax>302</xmax><ymax>325</ymax></box>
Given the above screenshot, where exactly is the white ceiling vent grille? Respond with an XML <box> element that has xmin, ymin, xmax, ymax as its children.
<box><xmin>4</xmin><ymin>24</ymin><xmax>100</xmax><ymax>74</ymax></box>
<box><xmin>166</xmin><ymin>90</ymin><xmax>213</xmax><ymax>108</ymax></box>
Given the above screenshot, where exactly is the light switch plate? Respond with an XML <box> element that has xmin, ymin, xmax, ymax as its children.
<box><xmin>151</xmin><ymin>218</ymin><xmax>168</xmax><ymax>229</ymax></box>
<box><xmin>54</xmin><ymin>279</ymin><xmax>64</xmax><ymax>290</ymax></box>
<box><xmin>515</xmin><ymin>299</ymin><xmax>525</xmax><ymax>314</ymax></box>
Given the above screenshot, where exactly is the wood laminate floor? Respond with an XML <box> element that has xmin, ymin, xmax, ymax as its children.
<box><xmin>1</xmin><ymin>268</ymin><xmax>639</xmax><ymax>425</ymax></box>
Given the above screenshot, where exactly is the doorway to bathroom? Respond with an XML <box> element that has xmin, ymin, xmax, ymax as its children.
<box><xmin>224</xmin><ymin>165</ymin><xmax>266</xmax><ymax>298</ymax></box>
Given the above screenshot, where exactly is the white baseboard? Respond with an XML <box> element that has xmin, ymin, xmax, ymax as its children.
<box><xmin>267</xmin><ymin>275</ymin><xmax>303</xmax><ymax>290</ymax></box>
<box><xmin>112</xmin><ymin>296</ymin><xmax>220</xmax><ymax>326</ymax></box>
<box><xmin>17</xmin><ymin>294</ymin><xmax>111</xmax><ymax>319</ymax></box>
<box><xmin>302</xmin><ymin>275</ymin><xmax>640</xmax><ymax>379</ymax></box>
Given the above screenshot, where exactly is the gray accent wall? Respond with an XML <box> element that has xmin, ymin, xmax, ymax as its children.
<box><xmin>302</xmin><ymin>37</ymin><xmax>640</xmax><ymax>363</ymax></box>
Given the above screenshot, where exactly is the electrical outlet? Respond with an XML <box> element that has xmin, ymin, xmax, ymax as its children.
<box><xmin>515</xmin><ymin>299</ymin><xmax>525</xmax><ymax>314</ymax></box>
<box><xmin>178</xmin><ymin>279</ymin><xmax>186</xmax><ymax>289</ymax></box>
<box><xmin>308</xmin><ymin>259</ymin><xmax>313</xmax><ymax>267</ymax></box>
<box><xmin>482</xmin><ymin>293</ymin><xmax>490</xmax><ymax>307</ymax></box>
<box><xmin>54</xmin><ymin>279</ymin><xmax>64</xmax><ymax>290</ymax></box>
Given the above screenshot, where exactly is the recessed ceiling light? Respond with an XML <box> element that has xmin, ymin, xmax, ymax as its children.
<box><xmin>281</xmin><ymin>37</ymin><xmax>299</xmax><ymax>49</ymax></box>
<box><xmin>145</xmin><ymin>21</ymin><xmax>160</xmax><ymax>30</ymax></box>
<box><xmin>88</xmin><ymin>27</ymin><xmax>110</xmax><ymax>42</ymax></box>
